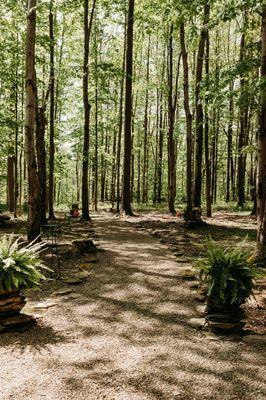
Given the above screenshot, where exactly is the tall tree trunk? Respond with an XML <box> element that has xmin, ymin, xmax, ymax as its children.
<box><xmin>116</xmin><ymin>14</ymin><xmax>126</xmax><ymax>213</ymax></box>
<box><xmin>142</xmin><ymin>36</ymin><xmax>150</xmax><ymax>203</ymax></box>
<box><xmin>48</xmin><ymin>1</ymin><xmax>55</xmax><ymax>219</ymax></box>
<box><xmin>204</xmin><ymin>29</ymin><xmax>212</xmax><ymax>217</ymax></box>
<box><xmin>81</xmin><ymin>0</ymin><xmax>96</xmax><ymax>220</ymax></box>
<box><xmin>122</xmin><ymin>0</ymin><xmax>134</xmax><ymax>215</ymax></box>
<box><xmin>256</xmin><ymin>5</ymin><xmax>266</xmax><ymax>262</ymax></box>
<box><xmin>36</xmin><ymin>104</ymin><xmax>47</xmax><ymax>225</ymax></box>
<box><xmin>194</xmin><ymin>3</ymin><xmax>210</xmax><ymax>208</ymax></box>
<box><xmin>25</xmin><ymin>0</ymin><xmax>40</xmax><ymax>241</ymax></box>
<box><xmin>180</xmin><ymin>22</ymin><xmax>193</xmax><ymax>214</ymax></box>
<box><xmin>167</xmin><ymin>24</ymin><xmax>180</xmax><ymax>214</ymax></box>
<box><xmin>226</xmin><ymin>82</ymin><xmax>234</xmax><ymax>202</ymax></box>
<box><xmin>7</xmin><ymin>155</ymin><xmax>15</xmax><ymax>213</ymax></box>
<box><xmin>237</xmin><ymin>16</ymin><xmax>247</xmax><ymax>208</ymax></box>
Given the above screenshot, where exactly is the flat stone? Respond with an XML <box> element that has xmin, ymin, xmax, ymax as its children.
<box><xmin>74</xmin><ymin>271</ymin><xmax>91</xmax><ymax>279</ymax></box>
<box><xmin>79</xmin><ymin>263</ymin><xmax>94</xmax><ymax>271</ymax></box>
<box><xmin>207</xmin><ymin>320</ymin><xmax>243</xmax><ymax>330</ymax></box>
<box><xmin>52</xmin><ymin>289</ymin><xmax>73</xmax><ymax>297</ymax></box>
<box><xmin>195</xmin><ymin>293</ymin><xmax>206</xmax><ymax>302</ymax></box>
<box><xmin>67</xmin><ymin>293</ymin><xmax>81</xmax><ymax>299</ymax></box>
<box><xmin>0</xmin><ymin>296</ymin><xmax>22</xmax><ymax>307</ymax></box>
<box><xmin>243</xmin><ymin>334</ymin><xmax>266</xmax><ymax>344</ymax></box>
<box><xmin>187</xmin><ymin>281</ymin><xmax>199</xmax><ymax>289</ymax></box>
<box><xmin>1</xmin><ymin>313</ymin><xmax>35</xmax><ymax>330</ymax></box>
<box><xmin>196</xmin><ymin>305</ymin><xmax>207</xmax><ymax>316</ymax></box>
<box><xmin>188</xmin><ymin>318</ymin><xmax>206</xmax><ymax>329</ymax></box>
<box><xmin>175</xmin><ymin>258</ymin><xmax>190</xmax><ymax>263</ymax></box>
<box><xmin>178</xmin><ymin>269</ymin><xmax>195</xmax><ymax>280</ymax></box>
<box><xmin>83</xmin><ymin>258</ymin><xmax>99</xmax><ymax>264</ymax></box>
<box><xmin>64</xmin><ymin>278</ymin><xmax>82</xmax><ymax>286</ymax></box>
<box><xmin>34</xmin><ymin>301</ymin><xmax>58</xmax><ymax>309</ymax></box>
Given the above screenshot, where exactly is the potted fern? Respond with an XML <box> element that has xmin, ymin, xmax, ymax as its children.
<box><xmin>0</xmin><ymin>235</ymin><xmax>47</xmax><ymax>323</ymax></box>
<box><xmin>196</xmin><ymin>238</ymin><xmax>262</xmax><ymax>332</ymax></box>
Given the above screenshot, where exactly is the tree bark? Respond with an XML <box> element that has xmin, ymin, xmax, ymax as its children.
<box><xmin>256</xmin><ymin>5</ymin><xmax>266</xmax><ymax>262</ymax></box>
<box><xmin>237</xmin><ymin>16</ymin><xmax>248</xmax><ymax>208</ymax></box>
<box><xmin>122</xmin><ymin>0</ymin><xmax>135</xmax><ymax>215</ymax></box>
<box><xmin>204</xmin><ymin>29</ymin><xmax>212</xmax><ymax>217</ymax></box>
<box><xmin>180</xmin><ymin>22</ymin><xmax>193</xmax><ymax>214</ymax></box>
<box><xmin>81</xmin><ymin>0</ymin><xmax>96</xmax><ymax>220</ymax></box>
<box><xmin>25</xmin><ymin>0</ymin><xmax>40</xmax><ymax>241</ymax></box>
<box><xmin>194</xmin><ymin>3</ymin><xmax>210</xmax><ymax>208</ymax></box>
<box><xmin>48</xmin><ymin>0</ymin><xmax>55</xmax><ymax>220</ymax></box>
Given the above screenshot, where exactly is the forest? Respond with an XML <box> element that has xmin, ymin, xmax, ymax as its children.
<box><xmin>0</xmin><ymin>1</ymin><xmax>265</xmax><ymax>400</ymax></box>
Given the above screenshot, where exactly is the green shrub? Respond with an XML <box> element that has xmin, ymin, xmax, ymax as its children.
<box><xmin>0</xmin><ymin>235</ymin><xmax>49</xmax><ymax>292</ymax></box>
<box><xmin>195</xmin><ymin>238</ymin><xmax>263</xmax><ymax>308</ymax></box>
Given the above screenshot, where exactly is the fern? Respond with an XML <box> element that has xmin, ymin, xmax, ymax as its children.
<box><xmin>196</xmin><ymin>237</ymin><xmax>264</xmax><ymax>307</ymax></box>
<box><xmin>0</xmin><ymin>235</ymin><xmax>49</xmax><ymax>292</ymax></box>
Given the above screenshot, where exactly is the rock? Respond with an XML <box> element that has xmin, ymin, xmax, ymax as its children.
<box><xmin>186</xmin><ymin>281</ymin><xmax>199</xmax><ymax>289</ymax></box>
<box><xmin>243</xmin><ymin>334</ymin><xmax>266</xmax><ymax>344</ymax></box>
<box><xmin>197</xmin><ymin>285</ymin><xmax>208</xmax><ymax>295</ymax></box>
<box><xmin>206</xmin><ymin>313</ymin><xmax>245</xmax><ymax>323</ymax></box>
<box><xmin>67</xmin><ymin>293</ymin><xmax>81</xmax><ymax>299</ymax></box>
<box><xmin>173</xmin><ymin>252</ymin><xmax>184</xmax><ymax>257</ymax></box>
<box><xmin>34</xmin><ymin>301</ymin><xmax>58</xmax><ymax>309</ymax></box>
<box><xmin>179</xmin><ymin>269</ymin><xmax>195</xmax><ymax>280</ymax></box>
<box><xmin>74</xmin><ymin>271</ymin><xmax>91</xmax><ymax>279</ymax></box>
<box><xmin>196</xmin><ymin>305</ymin><xmax>207</xmax><ymax>316</ymax></box>
<box><xmin>64</xmin><ymin>278</ymin><xmax>83</xmax><ymax>286</ymax></box>
<box><xmin>83</xmin><ymin>258</ymin><xmax>99</xmax><ymax>264</ymax></box>
<box><xmin>0</xmin><ymin>313</ymin><xmax>35</xmax><ymax>332</ymax></box>
<box><xmin>79</xmin><ymin>263</ymin><xmax>94</xmax><ymax>271</ymax></box>
<box><xmin>0</xmin><ymin>296</ymin><xmax>22</xmax><ymax>307</ymax></box>
<box><xmin>207</xmin><ymin>320</ymin><xmax>244</xmax><ymax>331</ymax></box>
<box><xmin>175</xmin><ymin>258</ymin><xmax>190</xmax><ymax>263</ymax></box>
<box><xmin>188</xmin><ymin>318</ymin><xmax>206</xmax><ymax>329</ymax></box>
<box><xmin>195</xmin><ymin>293</ymin><xmax>207</xmax><ymax>302</ymax></box>
<box><xmin>52</xmin><ymin>289</ymin><xmax>73</xmax><ymax>297</ymax></box>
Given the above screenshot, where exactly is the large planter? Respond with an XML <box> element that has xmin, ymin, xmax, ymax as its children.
<box><xmin>205</xmin><ymin>298</ymin><xmax>246</xmax><ymax>332</ymax></box>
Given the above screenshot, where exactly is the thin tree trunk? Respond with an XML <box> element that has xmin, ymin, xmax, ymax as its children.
<box><xmin>25</xmin><ymin>0</ymin><xmax>40</xmax><ymax>241</ymax></box>
<box><xmin>237</xmin><ymin>16</ymin><xmax>247</xmax><ymax>208</ymax></box>
<box><xmin>256</xmin><ymin>5</ymin><xmax>266</xmax><ymax>262</ymax></box>
<box><xmin>204</xmin><ymin>29</ymin><xmax>211</xmax><ymax>217</ymax></box>
<box><xmin>81</xmin><ymin>0</ymin><xmax>96</xmax><ymax>220</ymax></box>
<box><xmin>122</xmin><ymin>0</ymin><xmax>134</xmax><ymax>215</ymax></box>
<box><xmin>116</xmin><ymin>14</ymin><xmax>126</xmax><ymax>213</ymax></box>
<box><xmin>48</xmin><ymin>1</ymin><xmax>55</xmax><ymax>220</ymax></box>
<box><xmin>36</xmin><ymin>105</ymin><xmax>47</xmax><ymax>225</ymax></box>
<box><xmin>194</xmin><ymin>3</ymin><xmax>210</xmax><ymax>208</ymax></box>
<box><xmin>180</xmin><ymin>22</ymin><xmax>193</xmax><ymax>214</ymax></box>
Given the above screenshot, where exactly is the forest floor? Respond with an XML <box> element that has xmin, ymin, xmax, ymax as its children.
<box><xmin>0</xmin><ymin>211</ymin><xmax>265</xmax><ymax>400</ymax></box>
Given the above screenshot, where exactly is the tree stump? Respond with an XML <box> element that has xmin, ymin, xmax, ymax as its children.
<box><xmin>72</xmin><ymin>239</ymin><xmax>97</xmax><ymax>256</ymax></box>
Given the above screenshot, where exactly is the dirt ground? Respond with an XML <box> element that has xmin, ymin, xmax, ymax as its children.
<box><xmin>0</xmin><ymin>212</ymin><xmax>265</xmax><ymax>400</ymax></box>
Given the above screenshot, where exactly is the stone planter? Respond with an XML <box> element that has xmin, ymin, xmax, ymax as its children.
<box><xmin>0</xmin><ymin>290</ymin><xmax>34</xmax><ymax>333</ymax></box>
<box><xmin>0</xmin><ymin>290</ymin><xmax>26</xmax><ymax>318</ymax></box>
<box><xmin>205</xmin><ymin>299</ymin><xmax>246</xmax><ymax>332</ymax></box>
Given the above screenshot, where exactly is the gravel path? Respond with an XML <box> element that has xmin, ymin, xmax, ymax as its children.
<box><xmin>0</xmin><ymin>215</ymin><xmax>265</xmax><ymax>400</ymax></box>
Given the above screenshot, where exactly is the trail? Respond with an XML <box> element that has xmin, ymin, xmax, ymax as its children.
<box><xmin>0</xmin><ymin>215</ymin><xmax>265</xmax><ymax>400</ymax></box>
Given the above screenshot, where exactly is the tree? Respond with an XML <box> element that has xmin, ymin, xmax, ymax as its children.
<box><xmin>25</xmin><ymin>0</ymin><xmax>40</xmax><ymax>241</ymax></box>
<box><xmin>194</xmin><ymin>2</ymin><xmax>210</xmax><ymax>209</ymax></box>
<box><xmin>48</xmin><ymin>0</ymin><xmax>55</xmax><ymax>220</ymax></box>
<box><xmin>122</xmin><ymin>0</ymin><xmax>135</xmax><ymax>215</ymax></box>
<box><xmin>256</xmin><ymin>4</ymin><xmax>266</xmax><ymax>263</ymax></box>
<box><xmin>81</xmin><ymin>0</ymin><xmax>96</xmax><ymax>221</ymax></box>
<box><xmin>180</xmin><ymin>22</ymin><xmax>193</xmax><ymax>215</ymax></box>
